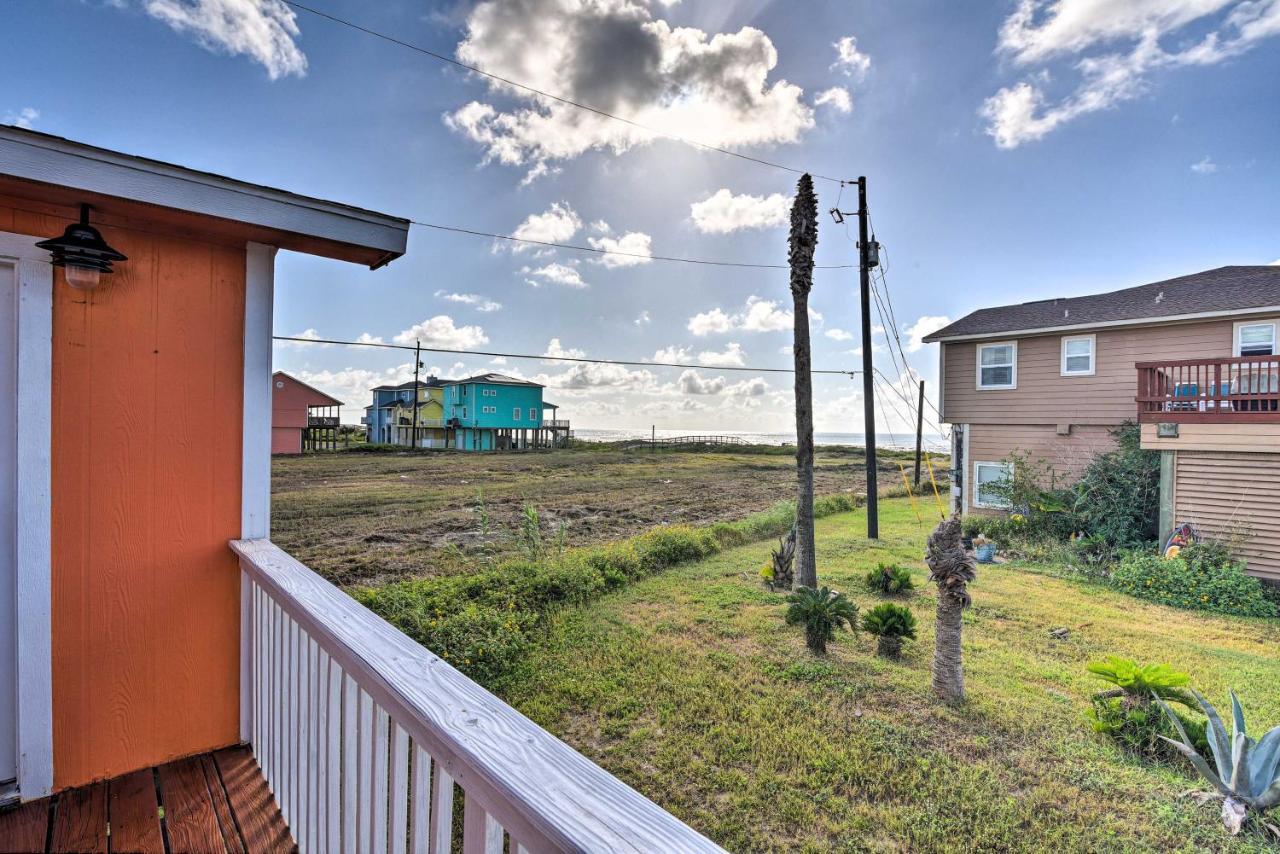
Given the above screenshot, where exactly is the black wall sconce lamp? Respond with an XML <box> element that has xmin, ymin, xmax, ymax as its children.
<box><xmin>37</xmin><ymin>204</ymin><xmax>128</xmax><ymax>290</ymax></box>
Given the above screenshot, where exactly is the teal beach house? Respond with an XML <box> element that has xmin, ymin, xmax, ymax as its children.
<box><xmin>444</xmin><ymin>373</ymin><xmax>571</xmax><ymax>450</ymax></box>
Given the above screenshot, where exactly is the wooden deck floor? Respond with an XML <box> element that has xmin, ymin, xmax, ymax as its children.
<box><xmin>0</xmin><ymin>746</ymin><xmax>293</xmax><ymax>853</ymax></box>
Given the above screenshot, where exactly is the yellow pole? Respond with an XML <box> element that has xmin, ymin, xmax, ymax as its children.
<box><xmin>896</xmin><ymin>461</ymin><xmax>921</xmax><ymax>522</ymax></box>
<box><xmin>923</xmin><ymin>452</ymin><xmax>946</xmax><ymax>519</ymax></box>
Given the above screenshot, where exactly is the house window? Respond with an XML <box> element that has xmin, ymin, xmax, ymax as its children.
<box><xmin>976</xmin><ymin>342</ymin><xmax>1016</xmax><ymax>389</ymax></box>
<box><xmin>1236</xmin><ymin>322</ymin><xmax>1277</xmax><ymax>357</ymax></box>
<box><xmin>462</xmin><ymin>406</ymin><xmax>467</xmax><ymax>418</ymax></box>
<box><xmin>1060</xmin><ymin>334</ymin><xmax>1095</xmax><ymax>376</ymax></box>
<box><xmin>973</xmin><ymin>461</ymin><xmax>1013</xmax><ymax>509</ymax></box>
<box><xmin>513</xmin><ymin>408</ymin><xmax>522</xmax><ymax>421</ymax></box>
<box><xmin>529</xmin><ymin>407</ymin><xmax>538</xmax><ymax>421</ymax></box>
<box><xmin>462</xmin><ymin>386</ymin><xmax>468</xmax><ymax>397</ymax></box>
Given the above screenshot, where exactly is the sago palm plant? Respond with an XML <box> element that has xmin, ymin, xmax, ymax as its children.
<box><xmin>865</xmin><ymin>563</ymin><xmax>915</xmax><ymax>595</ymax></box>
<box><xmin>1157</xmin><ymin>690</ymin><xmax>1280</xmax><ymax>838</ymax></box>
<box><xmin>861</xmin><ymin>602</ymin><xmax>917</xmax><ymax>658</ymax></box>
<box><xmin>785</xmin><ymin>585</ymin><xmax>857</xmax><ymax>655</ymax></box>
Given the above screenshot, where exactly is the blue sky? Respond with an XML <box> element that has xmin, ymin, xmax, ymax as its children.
<box><xmin>5</xmin><ymin>0</ymin><xmax>1279</xmax><ymax>434</ymax></box>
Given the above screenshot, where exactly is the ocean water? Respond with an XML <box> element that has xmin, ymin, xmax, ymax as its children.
<box><xmin>572</xmin><ymin>427</ymin><xmax>949</xmax><ymax>452</ymax></box>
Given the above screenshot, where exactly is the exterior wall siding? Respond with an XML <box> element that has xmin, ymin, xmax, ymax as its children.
<box><xmin>1172</xmin><ymin>450</ymin><xmax>1280</xmax><ymax>581</ymax></box>
<box><xmin>964</xmin><ymin>423</ymin><xmax>1116</xmax><ymax>514</ymax></box>
<box><xmin>942</xmin><ymin>318</ymin><xmax>1242</xmax><ymax>426</ymax></box>
<box><xmin>0</xmin><ymin>192</ymin><xmax>247</xmax><ymax>790</ymax></box>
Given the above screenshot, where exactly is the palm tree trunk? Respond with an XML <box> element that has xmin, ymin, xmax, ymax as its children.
<box><xmin>793</xmin><ymin>292</ymin><xmax>816</xmax><ymax>588</ymax></box>
<box><xmin>933</xmin><ymin>593</ymin><xmax>965</xmax><ymax>702</ymax></box>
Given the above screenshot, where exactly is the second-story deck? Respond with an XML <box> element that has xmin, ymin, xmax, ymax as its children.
<box><xmin>1136</xmin><ymin>355</ymin><xmax>1280</xmax><ymax>423</ymax></box>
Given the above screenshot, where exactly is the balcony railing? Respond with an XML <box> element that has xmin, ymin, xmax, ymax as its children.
<box><xmin>544</xmin><ymin>420</ymin><xmax>571</xmax><ymax>429</ymax></box>
<box><xmin>233</xmin><ymin>539</ymin><xmax>723</xmax><ymax>853</ymax></box>
<box><xmin>1136</xmin><ymin>355</ymin><xmax>1280</xmax><ymax>423</ymax></box>
<box><xmin>308</xmin><ymin>416</ymin><xmax>339</xmax><ymax>427</ymax></box>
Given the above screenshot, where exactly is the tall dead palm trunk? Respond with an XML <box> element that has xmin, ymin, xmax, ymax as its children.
<box><xmin>926</xmin><ymin>515</ymin><xmax>976</xmax><ymax>703</ymax></box>
<box><xmin>789</xmin><ymin>174</ymin><xmax>818</xmax><ymax>588</ymax></box>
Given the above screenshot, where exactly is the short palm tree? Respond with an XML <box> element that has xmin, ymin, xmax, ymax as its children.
<box><xmin>861</xmin><ymin>602</ymin><xmax>917</xmax><ymax>657</ymax></box>
<box><xmin>788</xmin><ymin>173</ymin><xmax>818</xmax><ymax>588</ymax></box>
<box><xmin>926</xmin><ymin>515</ymin><xmax>976</xmax><ymax>703</ymax></box>
<box><xmin>785</xmin><ymin>585</ymin><xmax>857</xmax><ymax>655</ymax></box>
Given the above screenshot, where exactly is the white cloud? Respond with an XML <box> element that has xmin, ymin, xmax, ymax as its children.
<box><xmin>140</xmin><ymin>0</ymin><xmax>306</xmax><ymax>79</ymax></box>
<box><xmin>677</xmin><ymin>369</ymin><xmax>726</xmax><ymax>395</ymax></box>
<box><xmin>688</xmin><ymin>295</ymin><xmax>799</xmax><ymax>335</ymax></box>
<box><xmin>724</xmin><ymin>376</ymin><xmax>768</xmax><ymax>397</ymax></box>
<box><xmin>392</xmin><ymin>315</ymin><xmax>489</xmax><ymax>349</ymax></box>
<box><xmin>511</xmin><ymin>201</ymin><xmax>582</xmax><ymax>247</ymax></box>
<box><xmin>690</xmin><ymin>188</ymin><xmax>790</xmax><ymax>234</ymax></box>
<box><xmin>904</xmin><ymin>315</ymin><xmax>952</xmax><ymax>352</ymax></box>
<box><xmin>544</xmin><ymin>337</ymin><xmax>586</xmax><ymax>359</ymax></box>
<box><xmin>435</xmin><ymin>290</ymin><xmax>503</xmax><ymax>312</ymax></box>
<box><xmin>1271</xmin><ymin>258</ymin><xmax>1280</xmax><ymax>265</ymax></box>
<box><xmin>814</xmin><ymin>86</ymin><xmax>852</xmax><ymax>113</ymax></box>
<box><xmin>353</xmin><ymin>332</ymin><xmax>384</xmax><ymax>346</ymax></box>
<box><xmin>653</xmin><ymin>345</ymin><xmax>692</xmax><ymax>362</ymax></box>
<box><xmin>523</xmin><ymin>262</ymin><xmax>588</xmax><ymax>288</ymax></box>
<box><xmin>635</xmin><ymin>310</ymin><xmax>652</xmax><ymax>326</ymax></box>
<box><xmin>1190</xmin><ymin>155</ymin><xmax>1218</xmax><ymax>174</ymax></box>
<box><xmin>490</xmin><ymin>356</ymin><xmax>508</xmax><ymax>365</ymax></box>
<box><xmin>4</xmin><ymin>107</ymin><xmax>38</xmax><ymax>128</ymax></box>
<box><xmin>697</xmin><ymin>342</ymin><xmax>746</xmax><ymax>367</ymax></box>
<box><xmin>539</xmin><ymin>362</ymin><xmax>656</xmax><ymax>390</ymax></box>
<box><xmin>587</xmin><ymin>230</ymin><xmax>653</xmax><ymax>268</ymax></box>
<box><xmin>825</xmin><ymin>328</ymin><xmax>854</xmax><ymax>341</ymax></box>
<box><xmin>444</xmin><ymin>0</ymin><xmax>815</xmax><ymax>180</ymax></box>
<box><xmin>982</xmin><ymin>0</ymin><xmax>1280</xmax><ymax>148</ymax></box>
<box><xmin>832</xmin><ymin>35</ymin><xmax>871</xmax><ymax>77</ymax></box>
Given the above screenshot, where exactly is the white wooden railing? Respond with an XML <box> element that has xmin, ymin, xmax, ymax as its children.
<box><xmin>232</xmin><ymin>539</ymin><xmax>724</xmax><ymax>854</ymax></box>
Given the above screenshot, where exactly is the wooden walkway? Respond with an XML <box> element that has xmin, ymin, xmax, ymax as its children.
<box><xmin>0</xmin><ymin>746</ymin><xmax>293</xmax><ymax>853</ymax></box>
<box><xmin>622</xmin><ymin>434</ymin><xmax>750</xmax><ymax>451</ymax></box>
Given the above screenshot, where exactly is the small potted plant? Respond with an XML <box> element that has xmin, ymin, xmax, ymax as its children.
<box><xmin>973</xmin><ymin>533</ymin><xmax>997</xmax><ymax>564</ymax></box>
<box><xmin>960</xmin><ymin>516</ymin><xmax>982</xmax><ymax>551</ymax></box>
<box><xmin>861</xmin><ymin>602</ymin><xmax>917</xmax><ymax>658</ymax></box>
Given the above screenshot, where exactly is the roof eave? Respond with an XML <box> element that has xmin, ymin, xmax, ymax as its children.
<box><xmin>924</xmin><ymin>304</ymin><xmax>1280</xmax><ymax>343</ymax></box>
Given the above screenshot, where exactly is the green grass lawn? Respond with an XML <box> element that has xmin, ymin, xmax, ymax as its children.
<box><xmin>499</xmin><ymin>498</ymin><xmax>1280</xmax><ymax>853</ymax></box>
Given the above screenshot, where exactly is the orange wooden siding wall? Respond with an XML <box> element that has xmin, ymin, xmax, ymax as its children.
<box><xmin>0</xmin><ymin>193</ymin><xmax>246</xmax><ymax>790</ymax></box>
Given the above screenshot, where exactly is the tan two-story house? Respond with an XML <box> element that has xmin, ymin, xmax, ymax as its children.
<box><xmin>925</xmin><ymin>265</ymin><xmax>1280</xmax><ymax>580</ymax></box>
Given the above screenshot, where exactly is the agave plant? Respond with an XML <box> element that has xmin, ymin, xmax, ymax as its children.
<box><xmin>1157</xmin><ymin>690</ymin><xmax>1280</xmax><ymax>838</ymax></box>
<box><xmin>861</xmin><ymin>602</ymin><xmax>917</xmax><ymax>658</ymax></box>
<box><xmin>865</xmin><ymin>563</ymin><xmax>915</xmax><ymax>596</ymax></box>
<box><xmin>785</xmin><ymin>585</ymin><xmax>857</xmax><ymax>655</ymax></box>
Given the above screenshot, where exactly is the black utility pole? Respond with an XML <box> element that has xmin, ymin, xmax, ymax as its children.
<box><xmin>916</xmin><ymin>381</ymin><xmax>926</xmax><ymax>486</ymax></box>
<box><xmin>857</xmin><ymin>176</ymin><xmax>878</xmax><ymax>539</ymax></box>
<box><xmin>411</xmin><ymin>340</ymin><xmax>421</xmax><ymax>449</ymax></box>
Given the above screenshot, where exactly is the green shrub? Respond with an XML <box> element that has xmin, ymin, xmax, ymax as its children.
<box><xmin>785</xmin><ymin>586</ymin><xmax>859</xmax><ymax>655</ymax></box>
<box><xmin>861</xmin><ymin>602</ymin><xmax>917</xmax><ymax>657</ymax></box>
<box><xmin>1110</xmin><ymin>544</ymin><xmax>1277</xmax><ymax>618</ymax></box>
<box><xmin>864</xmin><ymin>563</ymin><xmax>915</xmax><ymax>595</ymax></box>
<box><xmin>1083</xmin><ymin>655</ymin><xmax>1208</xmax><ymax>761</ymax></box>
<box><xmin>1072</xmin><ymin>422</ymin><xmax>1160</xmax><ymax>548</ymax></box>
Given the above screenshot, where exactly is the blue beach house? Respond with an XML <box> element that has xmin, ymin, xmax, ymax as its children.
<box><xmin>444</xmin><ymin>373</ymin><xmax>570</xmax><ymax>451</ymax></box>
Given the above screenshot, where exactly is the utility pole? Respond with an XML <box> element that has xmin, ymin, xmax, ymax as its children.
<box><xmin>914</xmin><ymin>379</ymin><xmax>926</xmax><ymax>486</ymax></box>
<box><xmin>411</xmin><ymin>340</ymin><xmax>421</xmax><ymax>450</ymax></box>
<box><xmin>857</xmin><ymin>176</ymin><xmax>879</xmax><ymax>539</ymax></box>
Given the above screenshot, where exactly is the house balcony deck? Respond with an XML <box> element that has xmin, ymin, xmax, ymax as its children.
<box><xmin>0</xmin><ymin>746</ymin><xmax>292</xmax><ymax>853</ymax></box>
<box><xmin>1136</xmin><ymin>355</ymin><xmax>1280</xmax><ymax>423</ymax></box>
<box><xmin>307</xmin><ymin>415</ymin><xmax>340</xmax><ymax>428</ymax></box>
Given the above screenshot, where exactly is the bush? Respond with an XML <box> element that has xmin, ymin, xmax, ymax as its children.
<box><xmin>1072</xmin><ymin>422</ymin><xmax>1160</xmax><ymax>549</ymax></box>
<box><xmin>1110</xmin><ymin>544</ymin><xmax>1277</xmax><ymax>618</ymax></box>
<box><xmin>864</xmin><ymin>563</ymin><xmax>915</xmax><ymax>595</ymax></box>
<box><xmin>860</xmin><ymin>602</ymin><xmax>917</xmax><ymax>657</ymax></box>
<box><xmin>1083</xmin><ymin>655</ymin><xmax>1209</xmax><ymax>761</ymax></box>
<box><xmin>785</xmin><ymin>586</ymin><xmax>859</xmax><ymax>655</ymax></box>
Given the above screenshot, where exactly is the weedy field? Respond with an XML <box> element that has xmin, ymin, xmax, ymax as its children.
<box><xmin>270</xmin><ymin>444</ymin><xmax>938</xmax><ymax>585</ymax></box>
<box><xmin>500</xmin><ymin>500</ymin><xmax>1280</xmax><ymax>853</ymax></box>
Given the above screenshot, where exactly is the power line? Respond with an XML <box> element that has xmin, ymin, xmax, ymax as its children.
<box><xmin>274</xmin><ymin>334</ymin><xmax>859</xmax><ymax>376</ymax></box>
<box><xmin>411</xmin><ymin>219</ymin><xmax>854</xmax><ymax>269</ymax></box>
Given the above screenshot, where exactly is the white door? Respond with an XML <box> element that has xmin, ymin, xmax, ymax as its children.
<box><xmin>0</xmin><ymin>259</ymin><xmax>16</xmax><ymax>785</ymax></box>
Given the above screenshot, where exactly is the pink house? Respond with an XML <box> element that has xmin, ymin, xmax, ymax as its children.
<box><xmin>271</xmin><ymin>371</ymin><xmax>342</xmax><ymax>454</ymax></box>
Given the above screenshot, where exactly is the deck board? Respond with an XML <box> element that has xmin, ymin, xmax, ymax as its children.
<box><xmin>0</xmin><ymin>746</ymin><xmax>288</xmax><ymax>854</ymax></box>
<box><xmin>51</xmin><ymin>782</ymin><xmax>107</xmax><ymax>852</ymax></box>
<box><xmin>106</xmin><ymin>769</ymin><xmax>164</xmax><ymax>854</ymax></box>
<box><xmin>0</xmin><ymin>798</ymin><xmax>49</xmax><ymax>853</ymax></box>
<box><xmin>213</xmin><ymin>747</ymin><xmax>294</xmax><ymax>853</ymax></box>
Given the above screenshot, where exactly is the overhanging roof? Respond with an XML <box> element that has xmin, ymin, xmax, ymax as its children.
<box><xmin>0</xmin><ymin>125</ymin><xmax>409</xmax><ymax>269</ymax></box>
<box><xmin>925</xmin><ymin>266</ymin><xmax>1280</xmax><ymax>343</ymax></box>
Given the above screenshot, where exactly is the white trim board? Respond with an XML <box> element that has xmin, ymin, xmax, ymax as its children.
<box><xmin>1</xmin><ymin>232</ymin><xmax>54</xmax><ymax>800</ymax></box>
<box><xmin>0</xmin><ymin>127</ymin><xmax>408</xmax><ymax>266</ymax></box>
<box><xmin>925</xmin><ymin>305</ymin><xmax>1280</xmax><ymax>344</ymax></box>
<box><xmin>240</xmin><ymin>242</ymin><xmax>275</xmax><ymax>740</ymax></box>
